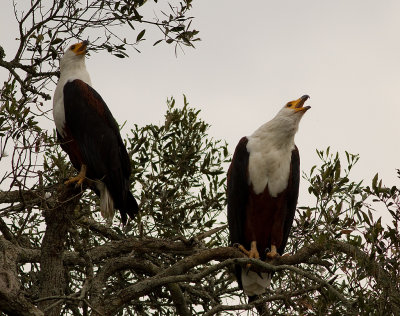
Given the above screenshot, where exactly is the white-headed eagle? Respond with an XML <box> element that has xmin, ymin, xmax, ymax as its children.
<box><xmin>227</xmin><ymin>95</ymin><xmax>310</xmax><ymax>297</ymax></box>
<box><xmin>53</xmin><ymin>41</ymin><xmax>139</xmax><ymax>224</ymax></box>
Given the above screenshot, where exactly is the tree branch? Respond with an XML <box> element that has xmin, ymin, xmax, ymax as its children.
<box><xmin>90</xmin><ymin>256</ymin><xmax>190</xmax><ymax>316</ymax></box>
<box><xmin>6</xmin><ymin>222</ymin><xmax>400</xmax><ymax>315</ymax></box>
<box><xmin>75</xmin><ymin>216</ymin><xmax>124</xmax><ymax>241</ymax></box>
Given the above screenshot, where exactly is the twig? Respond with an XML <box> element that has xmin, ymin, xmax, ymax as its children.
<box><xmin>193</xmin><ymin>224</ymin><xmax>227</xmax><ymax>241</ymax></box>
<box><xmin>34</xmin><ymin>295</ymin><xmax>105</xmax><ymax>316</ymax></box>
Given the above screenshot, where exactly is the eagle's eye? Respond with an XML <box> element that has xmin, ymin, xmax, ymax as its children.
<box><xmin>70</xmin><ymin>45</ymin><xmax>76</xmax><ymax>50</ymax></box>
<box><xmin>286</xmin><ymin>103</ymin><xmax>291</xmax><ymax>107</ymax></box>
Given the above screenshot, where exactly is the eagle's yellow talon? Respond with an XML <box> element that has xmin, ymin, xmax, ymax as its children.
<box><xmin>266</xmin><ymin>245</ymin><xmax>279</xmax><ymax>259</ymax></box>
<box><xmin>237</xmin><ymin>241</ymin><xmax>260</xmax><ymax>268</ymax></box>
<box><xmin>65</xmin><ymin>164</ymin><xmax>87</xmax><ymax>187</ymax></box>
<box><xmin>237</xmin><ymin>244</ymin><xmax>251</xmax><ymax>257</ymax></box>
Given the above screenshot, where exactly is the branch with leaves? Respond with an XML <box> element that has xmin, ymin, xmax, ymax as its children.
<box><xmin>2</xmin><ymin>225</ymin><xmax>400</xmax><ymax>315</ymax></box>
<box><xmin>1</xmin><ymin>95</ymin><xmax>400</xmax><ymax>315</ymax></box>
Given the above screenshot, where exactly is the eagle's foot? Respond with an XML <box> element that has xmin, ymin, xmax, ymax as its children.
<box><xmin>65</xmin><ymin>165</ymin><xmax>87</xmax><ymax>187</ymax></box>
<box><xmin>236</xmin><ymin>244</ymin><xmax>250</xmax><ymax>256</ymax></box>
<box><xmin>64</xmin><ymin>175</ymin><xmax>86</xmax><ymax>186</ymax></box>
<box><xmin>266</xmin><ymin>245</ymin><xmax>280</xmax><ymax>259</ymax></box>
<box><xmin>237</xmin><ymin>241</ymin><xmax>259</xmax><ymax>268</ymax></box>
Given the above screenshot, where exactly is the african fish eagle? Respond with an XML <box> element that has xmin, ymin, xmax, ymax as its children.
<box><xmin>227</xmin><ymin>95</ymin><xmax>310</xmax><ymax>297</ymax></box>
<box><xmin>53</xmin><ymin>41</ymin><xmax>139</xmax><ymax>224</ymax></box>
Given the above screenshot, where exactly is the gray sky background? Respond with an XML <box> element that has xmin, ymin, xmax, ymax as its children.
<box><xmin>1</xmin><ymin>0</ymin><xmax>399</xmax><ymax>208</ymax></box>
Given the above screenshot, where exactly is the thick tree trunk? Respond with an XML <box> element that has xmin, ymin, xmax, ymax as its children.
<box><xmin>37</xmin><ymin>185</ymin><xmax>81</xmax><ymax>316</ymax></box>
<box><xmin>0</xmin><ymin>237</ymin><xmax>43</xmax><ymax>316</ymax></box>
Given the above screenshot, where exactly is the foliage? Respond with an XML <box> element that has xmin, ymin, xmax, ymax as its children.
<box><xmin>2</xmin><ymin>95</ymin><xmax>400</xmax><ymax>315</ymax></box>
<box><xmin>268</xmin><ymin>148</ymin><xmax>400</xmax><ymax>315</ymax></box>
<box><xmin>127</xmin><ymin>96</ymin><xmax>229</xmax><ymax>239</ymax></box>
<box><xmin>0</xmin><ymin>97</ymin><xmax>237</xmax><ymax>315</ymax></box>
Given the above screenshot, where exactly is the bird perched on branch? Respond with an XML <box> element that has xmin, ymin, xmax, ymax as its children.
<box><xmin>227</xmin><ymin>95</ymin><xmax>310</xmax><ymax>298</ymax></box>
<box><xmin>53</xmin><ymin>40</ymin><xmax>139</xmax><ymax>224</ymax></box>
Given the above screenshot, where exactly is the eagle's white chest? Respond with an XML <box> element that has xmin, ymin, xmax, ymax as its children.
<box><xmin>52</xmin><ymin>66</ymin><xmax>92</xmax><ymax>137</ymax></box>
<box><xmin>53</xmin><ymin>88</ymin><xmax>66</xmax><ymax>136</ymax></box>
<box><xmin>246</xmin><ymin>136</ymin><xmax>293</xmax><ymax>197</ymax></box>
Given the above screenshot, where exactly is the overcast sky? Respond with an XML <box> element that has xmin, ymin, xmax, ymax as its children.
<box><xmin>1</xmin><ymin>1</ymin><xmax>399</xmax><ymax>208</ymax></box>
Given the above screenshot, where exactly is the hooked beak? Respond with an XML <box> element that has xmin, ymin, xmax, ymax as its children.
<box><xmin>73</xmin><ymin>40</ymin><xmax>89</xmax><ymax>55</ymax></box>
<box><xmin>292</xmin><ymin>95</ymin><xmax>311</xmax><ymax>113</ymax></box>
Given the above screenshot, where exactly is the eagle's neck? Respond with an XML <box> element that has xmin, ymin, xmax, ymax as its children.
<box><xmin>59</xmin><ymin>58</ymin><xmax>92</xmax><ymax>86</ymax></box>
<box><xmin>252</xmin><ymin>113</ymin><xmax>299</xmax><ymax>148</ymax></box>
<box><xmin>246</xmin><ymin>115</ymin><xmax>298</xmax><ymax>196</ymax></box>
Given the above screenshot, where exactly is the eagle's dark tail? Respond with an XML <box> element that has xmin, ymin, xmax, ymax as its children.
<box><xmin>119</xmin><ymin>190</ymin><xmax>140</xmax><ymax>225</ymax></box>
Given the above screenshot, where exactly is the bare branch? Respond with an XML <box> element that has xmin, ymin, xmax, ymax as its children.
<box><xmin>193</xmin><ymin>224</ymin><xmax>227</xmax><ymax>241</ymax></box>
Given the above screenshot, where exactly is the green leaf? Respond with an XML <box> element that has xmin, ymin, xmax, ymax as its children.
<box><xmin>136</xmin><ymin>29</ymin><xmax>146</xmax><ymax>42</ymax></box>
<box><xmin>51</xmin><ymin>38</ymin><xmax>63</xmax><ymax>45</ymax></box>
<box><xmin>372</xmin><ymin>173</ymin><xmax>378</xmax><ymax>190</ymax></box>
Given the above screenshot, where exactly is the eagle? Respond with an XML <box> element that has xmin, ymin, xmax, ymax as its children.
<box><xmin>227</xmin><ymin>95</ymin><xmax>310</xmax><ymax>297</ymax></box>
<box><xmin>53</xmin><ymin>41</ymin><xmax>139</xmax><ymax>224</ymax></box>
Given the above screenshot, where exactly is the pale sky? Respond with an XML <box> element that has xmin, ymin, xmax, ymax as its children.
<box><xmin>1</xmin><ymin>1</ymin><xmax>399</xmax><ymax>208</ymax></box>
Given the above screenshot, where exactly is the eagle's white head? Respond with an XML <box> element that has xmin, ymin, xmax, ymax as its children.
<box><xmin>249</xmin><ymin>95</ymin><xmax>311</xmax><ymax>146</ymax></box>
<box><xmin>60</xmin><ymin>40</ymin><xmax>89</xmax><ymax>73</ymax></box>
<box><xmin>55</xmin><ymin>41</ymin><xmax>92</xmax><ymax>103</ymax></box>
<box><xmin>269</xmin><ymin>94</ymin><xmax>311</xmax><ymax>139</ymax></box>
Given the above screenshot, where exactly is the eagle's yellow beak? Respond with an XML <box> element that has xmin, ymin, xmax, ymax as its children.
<box><xmin>71</xmin><ymin>40</ymin><xmax>89</xmax><ymax>56</ymax></box>
<box><xmin>286</xmin><ymin>95</ymin><xmax>311</xmax><ymax>113</ymax></box>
